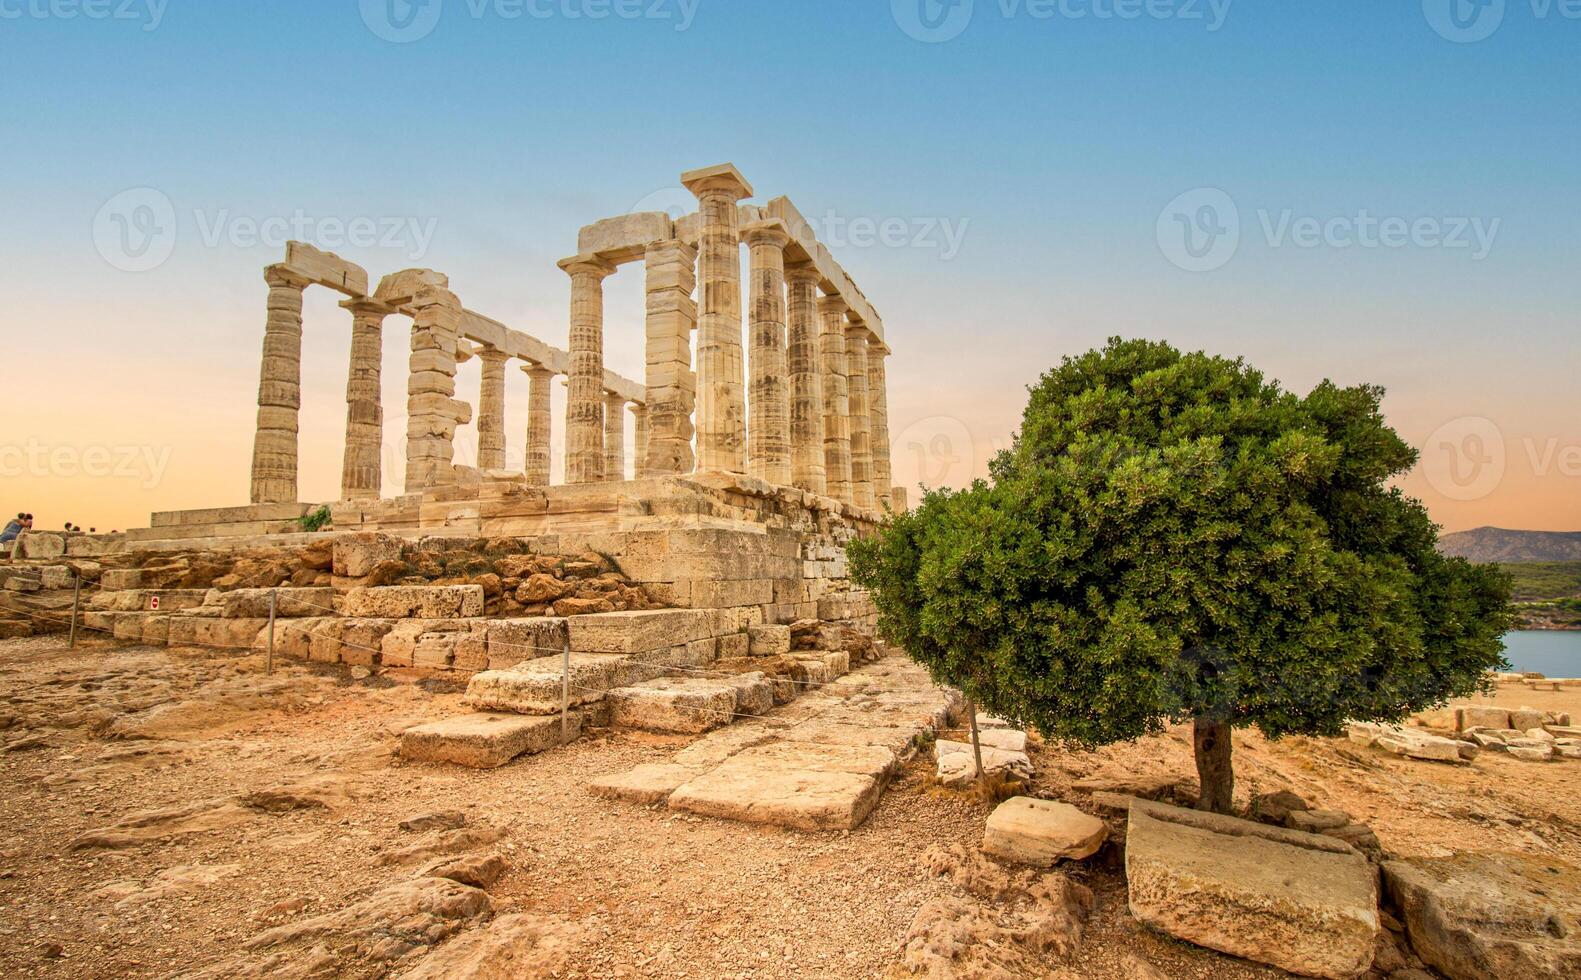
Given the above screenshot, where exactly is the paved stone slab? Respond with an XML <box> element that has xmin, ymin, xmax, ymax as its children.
<box><xmin>587</xmin><ymin>763</ymin><xmax>703</xmax><ymax>804</ymax></box>
<box><xmin>981</xmin><ymin>797</ymin><xmax>1105</xmax><ymax>866</ymax></box>
<box><xmin>1126</xmin><ymin>800</ymin><xmax>1377</xmax><ymax>979</ymax></box>
<box><xmin>668</xmin><ymin>764</ymin><xmax>885</xmax><ymax>832</ymax></box>
<box><xmin>400</xmin><ymin>712</ymin><xmax>580</xmax><ymax>768</ymax></box>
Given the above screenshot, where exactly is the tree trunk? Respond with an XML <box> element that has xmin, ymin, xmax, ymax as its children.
<box><xmin>965</xmin><ymin>697</ymin><xmax>984</xmax><ymax>786</ymax></box>
<box><xmin>1193</xmin><ymin>716</ymin><xmax>1234</xmax><ymax>814</ymax></box>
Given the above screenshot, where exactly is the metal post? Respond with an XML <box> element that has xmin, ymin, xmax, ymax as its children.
<box><xmin>560</xmin><ymin>633</ymin><xmax>571</xmax><ymax>742</ymax></box>
<box><xmin>68</xmin><ymin>576</ymin><xmax>81</xmax><ymax>649</ymax></box>
<box><xmin>266</xmin><ymin>588</ymin><xmax>277</xmax><ymax>675</ymax></box>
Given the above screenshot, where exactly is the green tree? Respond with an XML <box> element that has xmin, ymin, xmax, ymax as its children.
<box><xmin>851</xmin><ymin>338</ymin><xmax>1512</xmax><ymax>813</ymax></box>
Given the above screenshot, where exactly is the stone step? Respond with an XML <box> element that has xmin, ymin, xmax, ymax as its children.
<box><xmin>341</xmin><ymin>585</ymin><xmax>485</xmax><ymax>618</ymax></box>
<box><xmin>400</xmin><ymin>711</ymin><xmax>583</xmax><ymax>768</ymax></box>
<box><xmin>606</xmin><ymin>674</ymin><xmax>775</xmax><ymax>735</ymax></box>
<box><xmin>464</xmin><ymin>654</ymin><xmax>643</xmax><ymax>715</ymax></box>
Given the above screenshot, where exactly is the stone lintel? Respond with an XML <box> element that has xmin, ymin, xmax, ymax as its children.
<box><xmin>282</xmin><ymin>241</ymin><xmax>370</xmax><ymax>297</ymax></box>
<box><xmin>680</xmin><ymin>162</ymin><xmax>753</xmax><ymax>199</ymax></box>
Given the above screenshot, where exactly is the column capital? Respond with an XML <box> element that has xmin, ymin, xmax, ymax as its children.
<box><xmin>681</xmin><ymin>162</ymin><xmax>753</xmax><ymax>201</ymax></box>
<box><xmin>784</xmin><ymin>261</ymin><xmax>821</xmax><ymax>286</ymax></box>
<box><xmin>742</xmin><ymin>218</ymin><xmax>790</xmax><ymax>249</ymax></box>
<box><xmin>476</xmin><ymin>344</ymin><xmax>510</xmax><ymax>365</ymax></box>
<box><xmin>604</xmin><ymin>391</ymin><xmax>629</xmax><ymax>408</ymax></box>
<box><xmin>817</xmin><ymin>294</ymin><xmax>849</xmax><ymax>317</ymax></box>
<box><xmin>263</xmin><ymin>264</ymin><xmax>312</xmax><ymax>290</ymax></box>
<box><xmin>339</xmin><ymin>296</ymin><xmax>395</xmax><ymax>318</ymax></box>
<box><xmin>521</xmin><ymin>363</ymin><xmax>557</xmax><ymax>380</ymax></box>
<box><xmin>557</xmin><ymin>253</ymin><xmax>617</xmax><ymax>279</ymax></box>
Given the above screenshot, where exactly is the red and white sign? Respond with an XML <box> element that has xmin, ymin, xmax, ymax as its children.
<box><xmin>148</xmin><ymin>596</ymin><xmax>160</xmax><ymax>611</ymax></box>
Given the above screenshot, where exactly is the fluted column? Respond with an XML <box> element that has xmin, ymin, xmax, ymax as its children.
<box><xmin>522</xmin><ymin>365</ymin><xmax>554</xmax><ymax>486</ymax></box>
<box><xmin>744</xmin><ymin>219</ymin><xmax>791</xmax><ymax>486</ymax></box>
<box><xmin>818</xmin><ymin>295</ymin><xmax>852</xmax><ymax>505</ymax></box>
<box><xmin>604</xmin><ymin>393</ymin><xmax>627</xmax><ymax>482</ymax></box>
<box><xmin>476</xmin><ymin>346</ymin><xmax>509</xmax><ymax>472</ymax></box>
<box><xmin>785</xmin><ymin>263</ymin><xmax>826</xmax><ymax>495</ymax></box>
<box><xmin>643</xmin><ymin>239</ymin><xmax>698</xmax><ymax>477</ymax></box>
<box><xmin>338</xmin><ymin>298</ymin><xmax>388</xmax><ymax>500</ymax></box>
<box><xmin>683</xmin><ymin>164</ymin><xmax>753</xmax><ymax>473</ymax></box>
<box><xmin>404</xmin><ymin>285</ymin><xmax>469</xmax><ymax>493</ymax></box>
<box><xmin>868</xmin><ymin>343</ymin><xmax>893</xmax><ymax>510</ymax></box>
<box><xmin>250</xmin><ymin>265</ymin><xmax>311</xmax><ymax>504</ymax></box>
<box><xmin>633</xmin><ymin>403</ymin><xmax>649</xmax><ymax>479</ymax></box>
<box><xmin>846</xmin><ymin>323</ymin><xmax>875</xmax><ymax>511</ymax></box>
<box><xmin>558</xmin><ymin>254</ymin><xmax>615</xmax><ymax>485</ymax></box>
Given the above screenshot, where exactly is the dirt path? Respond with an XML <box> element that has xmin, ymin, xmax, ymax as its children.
<box><xmin>0</xmin><ymin>636</ymin><xmax>1575</xmax><ymax>978</ymax></box>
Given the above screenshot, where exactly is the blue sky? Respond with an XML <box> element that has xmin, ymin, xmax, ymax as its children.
<box><xmin>2</xmin><ymin>0</ymin><xmax>1577</xmax><ymax>530</ymax></box>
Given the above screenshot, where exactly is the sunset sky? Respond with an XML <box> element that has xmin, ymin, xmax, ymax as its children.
<box><xmin>2</xmin><ymin>1</ymin><xmax>1576</xmax><ymax>533</ymax></box>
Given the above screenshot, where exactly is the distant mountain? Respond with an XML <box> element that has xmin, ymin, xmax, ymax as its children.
<box><xmin>1439</xmin><ymin>527</ymin><xmax>1581</xmax><ymax>563</ymax></box>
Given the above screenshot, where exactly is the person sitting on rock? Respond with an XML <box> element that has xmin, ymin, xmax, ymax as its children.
<box><xmin>3</xmin><ymin>514</ymin><xmax>30</xmax><ymax>558</ymax></box>
<box><xmin>0</xmin><ymin>514</ymin><xmax>22</xmax><ymax>546</ymax></box>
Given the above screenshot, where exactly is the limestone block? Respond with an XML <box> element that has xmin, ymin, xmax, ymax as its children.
<box><xmin>1509</xmin><ymin>707</ymin><xmax>1548</xmax><ymax>732</ymax></box>
<box><xmin>1125</xmin><ymin>800</ymin><xmax>1378</xmax><ymax>979</ymax></box>
<box><xmin>101</xmin><ymin>568</ymin><xmax>144</xmax><ymax>590</ymax></box>
<box><xmin>588</xmin><ymin>763</ymin><xmax>701</xmax><ymax>805</ymax></box>
<box><xmin>935</xmin><ymin>740</ymin><xmax>1034</xmax><ymax>788</ymax></box>
<box><xmin>19</xmin><ymin>534</ymin><xmax>65</xmax><ymax>559</ymax></box>
<box><xmin>400</xmin><ymin>712</ymin><xmax>580</xmax><ymax>769</ymax></box>
<box><xmin>337</xmin><ymin>619</ymin><xmax>396</xmax><ymax>666</ymax></box>
<box><xmin>567</xmin><ymin>609</ymin><xmax>715</xmax><ymax>654</ymax></box>
<box><xmin>463</xmin><ymin>654</ymin><xmax>630</xmax><ymax>714</ymax></box>
<box><xmin>606</xmin><ymin>678</ymin><xmax>738</xmax><ymax>734</ymax></box>
<box><xmin>166</xmin><ymin>616</ymin><xmax>272</xmax><ymax>650</ymax></box>
<box><xmin>1382</xmin><ymin>852</ymin><xmax>1581</xmax><ymax>980</ymax></box>
<box><xmin>483</xmin><ymin>618</ymin><xmax>568</xmax><ymax>667</ymax></box>
<box><xmin>38</xmin><ymin>566</ymin><xmax>74</xmax><ymax>590</ymax></box>
<box><xmin>341</xmin><ymin>585</ymin><xmax>484</xmax><ymax>619</ymax></box>
<box><xmin>820</xmin><ymin>650</ymin><xmax>851</xmax><ymax>677</ymax></box>
<box><xmin>981</xmin><ymin>797</ymin><xmax>1106</xmax><ymax>866</ymax></box>
<box><xmin>715</xmin><ymin>633</ymin><xmax>749</xmax><ymax>659</ymax></box>
<box><xmin>1507</xmin><ymin>745</ymin><xmax>1554</xmax><ymax>762</ymax></box>
<box><xmin>333</xmin><ymin>531</ymin><xmax>404</xmax><ymax>578</ymax></box>
<box><xmin>1456</xmin><ymin>705</ymin><xmax>1511</xmax><ymax>731</ymax></box>
<box><xmin>747</xmin><ymin>624</ymin><xmax>791</xmax><ymax>656</ymax></box>
<box><xmin>668</xmin><ymin>746</ymin><xmax>891</xmax><ymax>832</ymax></box>
<box><xmin>723</xmin><ymin>672</ymin><xmax>775</xmax><ymax>716</ymax></box>
<box><xmin>218</xmin><ymin>587</ymin><xmax>335</xmax><ymax>618</ymax></box>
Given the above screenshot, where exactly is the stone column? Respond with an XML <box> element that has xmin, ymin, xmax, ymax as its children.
<box><xmin>818</xmin><ymin>295</ymin><xmax>852</xmax><ymax>505</ymax></box>
<box><xmin>744</xmin><ymin>220</ymin><xmax>791</xmax><ymax>486</ymax></box>
<box><xmin>604</xmin><ymin>392</ymin><xmax>627</xmax><ymax>482</ymax></box>
<box><xmin>338</xmin><ymin>298</ymin><xmax>388</xmax><ymax>500</ymax></box>
<box><xmin>683</xmin><ymin>164</ymin><xmax>753</xmax><ymax>473</ymax></box>
<box><xmin>558</xmin><ymin>254</ymin><xmax>615</xmax><ymax>485</ymax></box>
<box><xmin>522</xmin><ymin>365</ymin><xmax>554</xmax><ymax>487</ymax></box>
<box><xmin>476</xmin><ymin>346</ymin><xmax>509</xmax><ymax>472</ymax></box>
<box><xmin>643</xmin><ymin>239</ymin><xmax>698</xmax><ymax>477</ymax></box>
<box><xmin>249</xmin><ymin>265</ymin><xmax>311</xmax><ymax>504</ymax></box>
<box><xmin>846</xmin><ymin>323</ymin><xmax>875</xmax><ymax>511</ymax></box>
<box><xmin>784</xmin><ymin>262</ymin><xmax>826</xmax><ymax>495</ymax></box>
<box><xmin>404</xmin><ymin>285</ymin><xmax>469</xmax><ymax>493</ymax></box>
<box><xmin>868</xmin><ymin>343</ymin><xmax>893</xmax><ymax>510</ymax></box>
<box><xmin>632</xmin><ymin>403</ymin><xmax>649</xmax><ymax>480</ymax></box>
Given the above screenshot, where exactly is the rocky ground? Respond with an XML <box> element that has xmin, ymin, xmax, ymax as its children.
<box><xmin>1</xmin><ymin>635</ymin><xmax>1576</xmax><ymax>979</ymax></box>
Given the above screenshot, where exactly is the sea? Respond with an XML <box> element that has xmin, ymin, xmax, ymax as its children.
<box><xmin>1500</xmin><ymin>630</ymin><xmax>1581</xmax><ymax>678</ymax></box>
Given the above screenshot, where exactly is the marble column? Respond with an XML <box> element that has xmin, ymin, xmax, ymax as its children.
<box><xmin>604</xmin><ymin>392</ymin><xmax>627</xmax><ymax>482</ymax></box>
<box><xmin>249</xmin><ymin>265</ymin><xmax>311</xmax><ymax>504</ymax></box>
<box><xmin>557</xmin><ymin>254</ymin><xmax>615</xmax><ymax>485</ymax></box>
<box><xmin>818</xmin><ymin>295</ymin><xmax>853</xmax><ymax>505</ymax></box>
<box><xmin>632</xmin><ymin>403</ymin><xmax>649</xmax><ymax>480</ymax></box>
<box><xmin>683</xmin><ymin>164</ymin><xmax>753</xmax><ymax>473</ymax></box>
<box><xmin>867</xmin><ymin>343</ymin><xmax>893</xmax><ymax>510</ymax></box>
<box><xmin>846</xmin><ymin>323</ymin><xmax>875</xmax><ymax>511</ymax></box>
<box><xmin>784</xmin><ymin>262</ymin><xmax>826</xmax><ymax>495</ymax></box>
<box><xmin>744</xmin><ymin>219</ymin><xmax>791</xmax><ymax>486</ymax></box>
<box><xmin>643</xmin><ymin>239</ymin><xmax>698</xmax><ymax>477</ymax></box>
<box><xmin>476</xmin><ymin>346</ymin><xmax>509</xmax><ymax>472</ymax></box>
<box><xmin>404</xmin><ymin>285</ymin><xmax>469</xmax><ymax>493</ymax></box>
<box><xmin>338</xmin><ymin>298</ymin><xmax>388</xmax><ymax>500</ymax></box>
<box><xmin>522</xmin><ymin>364</ymin><xmax>554</xmax><ymax>487</ymax></box>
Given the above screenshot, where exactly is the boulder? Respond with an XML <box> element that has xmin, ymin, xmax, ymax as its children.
<box><xmin>1382</xmin><ymin>852</ymin><xmax>1581</xmax><ymax>980</ymax></box>
<box><xmin>981</xmin><ymin>797</ymin><xmax>1106</xmax><ymax>866</ymax></box>
<box><xmin>1125</xmin><ymin>800</ymin><xmax>1378</xmax><ymax>979</ymax></box>
<box><xmin>1251</xmin><ymin>790</ymin><xmax>1310</xmax><ymax>825</ymax></box>
<box><xmin>935</xmin><ymin>739</ymin><xmax>1034</xmax><ymax>788</ymax></box>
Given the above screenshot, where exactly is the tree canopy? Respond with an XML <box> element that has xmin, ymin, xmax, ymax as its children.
<box><xmin>850</xmin><ymin>338</ymin><xmax>1512</xmax><ymax>808</ymax></box>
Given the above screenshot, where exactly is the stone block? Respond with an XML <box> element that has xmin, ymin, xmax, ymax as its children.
<box><xmin>1509</xmin><ymin>707</ymin><xmax>1548</xmax><ymax>732</ymax></box>
<box><xmin>341</xmin><ymin>585</ymin><xmax>484</xmax><ymax>618</ymax></box>
<box><xmin>747</xmin><ymin>624</ymin><xmax>791</xmax><ymax>656</ymax></box>
<box><xmin>606</xmin><ymin>678</ymin><xmax>738</xmax><ymax>734</ymax></box>
<box><xmin>981</xmin><ymin>797</ymin><xmax>1106</xmax><ymax>866</ymax></box>
<box><xmin>668</xmin><ymin>751</ymin><xmax>889</xmax><ymax>832</ymax></box>
<box><xmin>218</xmin><ymin>587</ymin><xmax>335</xmax><ymax>618</ymax></box>
<box><xmin>587</xmin><ymin>763</ymin><xmax>701</xmax><ymax>805</ymax></box>
<box><xmin>101</xmin><ymin>568</ymin><xmax>143</xmax><ymax>590</ymax></box>
<box><xmin>716</xmin><ymin>633</ymin><xmax>749</xmax><ymax>658</ymax></box>
<box><xmin>463</xmin><ymin>654</ymin><xmax>630</xmax><ymax>714</ymax></box>
<box><xmin>1125</xmin><ymin>800</ymin><xmax>1377</xmax><ymax>979</ymax></box>
<box><xmin>567</xmin><ymin>608</ymin><xmax>715</xmax><ymax>653</ymax></box>
<box><xmin>333</xmin><ymin>531</ymin><xmax>404</xmax><ymax>577</ymax></box>
<box><xmin>935</xmin><ymin>740</ymin><xmax>1034</xmax><ymax>788</ymax></box>
<box><xmin>1456</xmin><ymin>705</ymin><xmax>1511</xmax><ymax>731</ymax></box>
<box><xmin>166</xmin><ymin>616</ymin><xmax>271</xmax><ymax>650</ymax></box>
<box><xmin>400</xmin><ymin>712</ymin><xmax>580</xmax><ymax>769</ymax></box>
